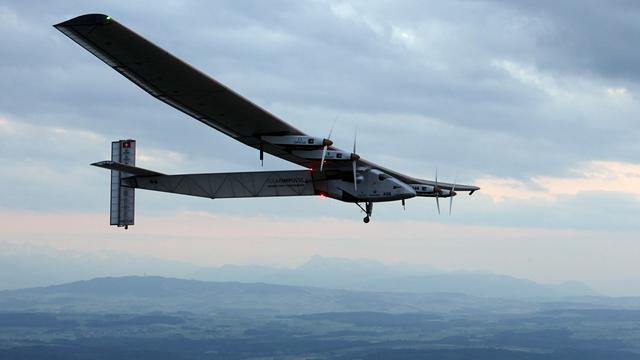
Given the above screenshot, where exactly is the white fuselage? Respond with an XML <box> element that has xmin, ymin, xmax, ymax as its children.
<box><xmin>316</xmin><ymin>169</ymin><xmax>416</xmax><ymax>203</ymax></box>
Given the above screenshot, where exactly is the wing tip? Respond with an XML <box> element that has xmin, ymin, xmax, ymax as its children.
<box><xmin>91</xmin><ymin>160</ymin><xmax>114</xmax><ymax>167</ymax></box>
<box><xmin>54</xmin><ymin>13</ymin><xmax>112</xmax><ymax>28</ymax></box>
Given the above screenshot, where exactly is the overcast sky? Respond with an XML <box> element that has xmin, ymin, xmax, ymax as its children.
<box><xmin>1</xmin><ymin>0</ymin><xmax>639</xmax><ymax>295</ymax></box>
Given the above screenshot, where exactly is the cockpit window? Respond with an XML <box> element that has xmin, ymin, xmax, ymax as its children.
<box><xmin>378</xmin><ymin>173</ymin><xmax>391</xmax><ymax>181</ymax></box>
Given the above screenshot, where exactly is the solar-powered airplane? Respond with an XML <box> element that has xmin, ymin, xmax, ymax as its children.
<box><xmin>55</xmin><ymin>14</ymin><xmax>479</xmax><ymax>227</ymax></box>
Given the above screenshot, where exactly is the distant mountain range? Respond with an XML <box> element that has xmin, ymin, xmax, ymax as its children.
<box><xmin>0</xmin><ymin>276</ymin><xmax>482</xmax><ymax>314</ymax></box>
<box><xmin>0</xmin><ymin>247</ymin><xmax>197</xmax><ymax>290</ymax></box>
<box><xmin>0</xmin><ymin>247</ymin><xmax>596</xmax><ymax>298</ymax></box>
<box><xmin>0</xmin><ymin>276</ymin><xmax>634</xmax><ymax>316</ymax></box>
<box><xmin>189</xmin><ymin>255</ymin><xmax>597</xmax><ymax>298</ymax></box>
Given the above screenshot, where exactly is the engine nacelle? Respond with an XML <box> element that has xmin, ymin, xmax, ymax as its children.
<box><xmin>409</xmin><ymin>183</ymin><xmax>456</xmax><ymax>198</ymax></box>
<box><xmin>410</xmin><ymin>184</ymin><xmax>436</xmax><ymax>195</ymax></box>
<box><xmin>439</xmin><ymin>189</ymin><xmax>455</xmax><ymax>197</ymax></box>
<box><xmin>262</xmin><ymin>135</ymin><xmax>331</xmax><ymax>147</ymax></box>
<box><xmin>292</xmin><ymin>149</ymin><xmax>357</xmax><ymax>161</ymax></box>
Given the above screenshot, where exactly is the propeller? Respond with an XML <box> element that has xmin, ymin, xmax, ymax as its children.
<box><xmin>449</xmin><ymin>179</ymin><xmax>457</xmax><ymax>216</ymax></box>
<box><xmin>352</xmin><ymin>127</ymin><xmax>359</xmax><ymax>191</ymax></box>
<box><xmin>435</xmin><ymin>169</ymin><xmax>440</xmax><ymax>215</ymax></box>
<box><xmin>319</xmin><ymin>121</ymin><xmax>336</xmax><ymax>172</ymax></box>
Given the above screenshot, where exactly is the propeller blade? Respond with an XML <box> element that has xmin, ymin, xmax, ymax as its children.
<box><xmin>320</xmin><ymin>145</ymin><xmax>328</xmax><ymax>171</ymax></box>
<box><xmin>353</xmin><ymin>127</ymin><xmax>358</xmax><ymax>154</ymax></box>
<box><xmin>352</xmin><ymin>160</ymin><xmax>358</xmax><ymax>191</ymax></box>
<box><xmin>449</xmin><ymin>180</ymin><xmax>456</xmax><ymax>216</ymax></box>
<box><xmin>328</xmin><ymin>119</ymin><xmax>336</xmax><ymax>139</ymax></box>
<box><xmin>352</xmin><ymin>126</ymin><xmax>359</xmax><ymax>191</ymax></box>
<box><xmin>320</xmin><ymin>121</ymin><xmax>336</xmax><ymax>172</ymax></box>
<box><xmin>434</xmin><ymin>168</ymin><xmax>440</xmax><ymax>215</ymax></box>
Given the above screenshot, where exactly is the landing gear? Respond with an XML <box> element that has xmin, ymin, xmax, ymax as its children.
<box><xmin>356</xmin><ymin>202</ymin><xmax>373</xmax><ymax>224</ymax></box>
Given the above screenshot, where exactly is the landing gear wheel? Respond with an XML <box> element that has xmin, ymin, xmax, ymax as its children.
<box><xmin>356</xmin><ymin>202</ymin><xmax>373</xmax><ymax>224</ymax></box>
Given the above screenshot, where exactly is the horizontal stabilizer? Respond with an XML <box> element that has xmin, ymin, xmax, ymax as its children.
<box><xmin>92</xmin><ymin>160</ymin><xmax>164</xmax><ymax>177</ymax></box>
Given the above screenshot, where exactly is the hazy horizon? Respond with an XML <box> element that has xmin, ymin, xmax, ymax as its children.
<box><xmin>0</xmin><ymin>241</ymin><xmax>609</xmax><ymax>298</ymax></box>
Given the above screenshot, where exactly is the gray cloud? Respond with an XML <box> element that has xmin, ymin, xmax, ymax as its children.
<box><xmin>489</xmin><ymin>0</ymin><xmax>640</xmax><ymax>81</ymax></box>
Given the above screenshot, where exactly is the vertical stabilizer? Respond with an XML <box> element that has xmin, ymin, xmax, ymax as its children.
<box><xmin>110</xmin><ymin>139</ymin><xmax>135</xmax><ymax>228</ymax></box>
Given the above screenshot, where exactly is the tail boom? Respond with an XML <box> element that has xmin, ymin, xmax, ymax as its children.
<box><xmin>125</xmin><ymin>170</ymin><xmax>316</xmax><ymax>199</ymax></box>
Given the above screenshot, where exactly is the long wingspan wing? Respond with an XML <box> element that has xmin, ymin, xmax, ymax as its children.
<box><xmin>54</xmin><ymin>14</ymin><xmax>318</xmax><ymax>167</ymax></box>
<box><xmin>55</xmin><ymin>14</ymin><xmax>479</xmax><ymax>194</ymax></box>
